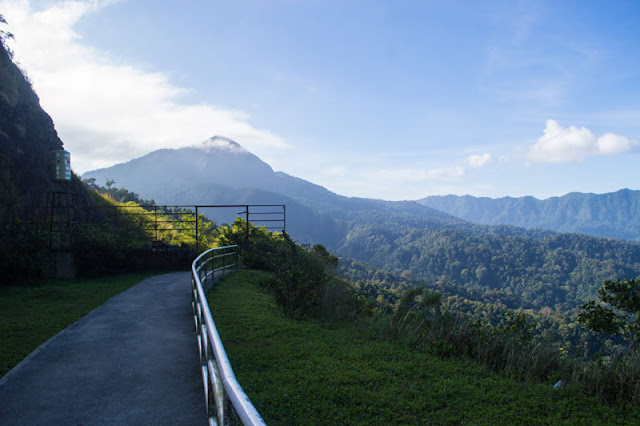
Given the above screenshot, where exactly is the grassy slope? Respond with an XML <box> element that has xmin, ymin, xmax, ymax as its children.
<box><xmin>207</xmin><ymin>270</ymin><xmax>636</xmax><ymax>425</ymax></box>
<box><xmin>0</xmin><ymin>271</ymin><xmax>158</xmax><ymax>377</ymax></box>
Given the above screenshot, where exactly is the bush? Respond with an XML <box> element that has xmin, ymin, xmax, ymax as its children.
<box><xmin>0</xmin><ymin>220</ymin><xmax>48</xmax><ymax>285</ymax></box>
<box><xmin>72</xmin><ymin>223</ymin><xmax>141</xmax><ymax>276</ymax></box>
<box><xmin>217</xmin><ymin>219</ymin><xmax>358</xmax><ymax>320</ymax></box>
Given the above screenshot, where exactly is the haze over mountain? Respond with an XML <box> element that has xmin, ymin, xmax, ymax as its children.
<box><xmin>418</xmin><ymin>190</ymin><xmax>640</xmax><ymax>242</ymax></box>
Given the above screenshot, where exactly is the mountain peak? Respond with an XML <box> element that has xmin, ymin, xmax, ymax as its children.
<box><xmin>198</xmin><ymin>136</ymin><xmax>247</xmax><ymax>153</ymax></box>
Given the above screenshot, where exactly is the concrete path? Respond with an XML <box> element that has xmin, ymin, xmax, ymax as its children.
<box><xmin>0</xmin><ymin>272</ymin><xmax>206</xmax><ymax>425</ymax></box>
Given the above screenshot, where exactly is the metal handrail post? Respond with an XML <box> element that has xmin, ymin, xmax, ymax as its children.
<box><xmin>195</xmin><ymin>206</ymin><xmax>199</xmax><ymax>256</ymax></box>
<box><xmin>223</xmin><ymin>246</ymin><xmax>227</xmax><ymax>275</ymax></box>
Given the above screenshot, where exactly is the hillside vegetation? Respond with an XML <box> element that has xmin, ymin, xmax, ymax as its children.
<box><xmin>216</xmin><ymin>222</ymin><xmax>640</xmax><ymax>407</ymax></box>
<box><xmin>70</xmin><ymin>184</ymin><xmax>220</xmax><ymax>276</ymax></box>
<box><xmin>207</xmin><ymin>270</ymin><xmax>638</xmax><ymax>424</ymax></box>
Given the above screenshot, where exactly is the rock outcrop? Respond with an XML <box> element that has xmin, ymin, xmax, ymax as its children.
<box><xmin>0</xmin><ymin>42</ymin><xmax>65</xmax><ymax>222</ymax></box>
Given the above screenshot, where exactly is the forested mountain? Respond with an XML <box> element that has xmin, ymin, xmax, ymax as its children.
<box><xmin>418</xmin><ymin>189</ymin><xmax>640</xmax><ymax>241</ymax></box>
<box><xmin>84</xmin><ymin>138</ymin><xmax>640</xmax><ymax>312</ymax></box>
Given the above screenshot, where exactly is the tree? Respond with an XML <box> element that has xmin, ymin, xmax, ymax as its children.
<box><xmin>578</xmin><ymin>276</ymin><xmax>640</xmax><ymax>349</ymax></box>
<box><xmin>0</xmin><ymin>14</ymin><xmax>14</xmax><ymax>58</ymax></box>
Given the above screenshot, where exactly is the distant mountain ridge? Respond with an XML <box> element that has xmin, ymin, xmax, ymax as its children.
<box><xmin>418</xmin><ymin>189</ymin><xmax>640</xmax><ymax>241</ymax></box>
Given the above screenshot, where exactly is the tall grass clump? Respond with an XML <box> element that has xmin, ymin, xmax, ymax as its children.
<box><xmin>383</xmin><ymin>287</ymin><xmax>571</xmax><ymax>383</ymax></box>
<box><xmin>572</xmin><ymin>351</ymin><xmax>640</xmax><ymax>407</ymax></box>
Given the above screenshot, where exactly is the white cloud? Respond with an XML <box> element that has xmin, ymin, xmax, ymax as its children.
<box><xmin>464</xmin><ymin>153</ymin><xmax>493</xmax><ymax>168</ymax></box>
<box><xmin>1</xmin><ymin>0</ymin><xmax>288</xmax><ymax>173</ymax></box>
<box><xmin>528</xmin><ymin>119</ymin><xmax>637</xmax><ymax>163</ymax></box>
<box><xmin>597</xmin><ymin>133</ymin><xmax>633</xmax><ymax>154</ymax></box>
<box><xmin>421</xmin><ymin>153</ymin><xmax>492</xmax><ymax>179</ymax></box>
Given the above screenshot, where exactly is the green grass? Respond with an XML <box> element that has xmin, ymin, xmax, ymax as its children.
<box><xmin>0</xmin><ymin>271</ymin><xmax>160</xmax><ymax>377</ymax></box>
<box><xmin>207</xmin><ymin>270</ymin><xmax>639</xmax><ymax>425</ymax></box>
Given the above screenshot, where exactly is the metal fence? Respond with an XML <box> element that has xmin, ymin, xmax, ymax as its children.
<box><xmin>191</xmin><ymin>245</ymin><xmax>266</xmax><ymax>426</ymax></box>
<box><xmin>87</xmin><ymin>204</ymin><xmax>285</xmax><ymax>254</ymax></box>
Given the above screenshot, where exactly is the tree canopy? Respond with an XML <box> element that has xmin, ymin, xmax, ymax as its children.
<box><xmin>578</xmin><ymin>276</ymin><xmax>640</xmax><ymax>349</ymax></box>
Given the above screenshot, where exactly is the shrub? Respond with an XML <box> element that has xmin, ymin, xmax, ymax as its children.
<box><xmin>72</xmin><ymin>223</ymin><xmax>141</xmax><ymax>276</ymax></box>
<box><xmin>217</xmin><ymin>218</ymin><xmax>357</xmax><ymax>320</ymax></box>
<box><xmin>0</xmin><ymin>220</ymin><xmax>48</xmax><ymax>285</ymax></box>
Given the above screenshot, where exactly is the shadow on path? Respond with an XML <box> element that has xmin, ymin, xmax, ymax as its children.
<box><xmin>0</xmin><ymin>271</ymin><xmax>206</xmax><ymax>425</ymax></box>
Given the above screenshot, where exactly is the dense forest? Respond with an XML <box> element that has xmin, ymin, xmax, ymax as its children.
<box><xmin>338</xmin><ymin>215</ymin><xmax>640</xmax><ymax>313</ymax></box>
<box><xmin>338</xmin><ymin>257</ymin><xmax>617</xmax><ymax>359</ymax></box>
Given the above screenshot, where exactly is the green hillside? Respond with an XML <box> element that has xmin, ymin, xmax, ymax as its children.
<box><xmin>207</xmin><ymin>270</ymin><xmax>637</xmax><ymax>424</ymax></box>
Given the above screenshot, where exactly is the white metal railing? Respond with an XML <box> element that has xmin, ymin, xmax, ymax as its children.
<box><xmin>191</xmin><ymin>245</ymin><xmax>266</xmax><ymax>426</ymax></box>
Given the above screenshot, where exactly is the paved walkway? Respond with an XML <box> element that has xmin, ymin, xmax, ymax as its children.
<box><xmin>0</xmin><ymin>272</ymin><xmax>206</xmax><ymax>425</ymax></box>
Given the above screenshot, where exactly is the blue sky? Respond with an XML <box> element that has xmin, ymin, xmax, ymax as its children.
<box><xmin>2</xmin><ymin>0</ymin><xmax>639</xmax><ymax>200</ymax></box>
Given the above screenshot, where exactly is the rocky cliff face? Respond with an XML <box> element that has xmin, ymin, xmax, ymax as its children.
<box><xmin>0</xmin><ymin>42</ymin><xmax>66</xmax><ymax>222</ymax></box>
